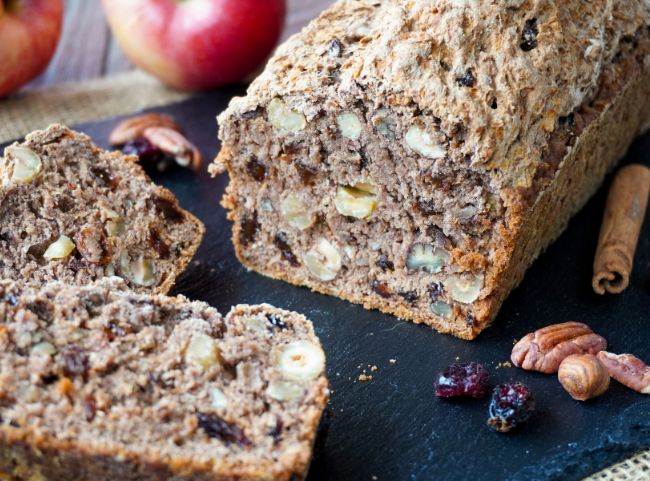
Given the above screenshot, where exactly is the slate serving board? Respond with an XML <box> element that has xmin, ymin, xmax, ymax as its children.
<box><xmin>4</xmin><ymin>88</ymin><xmax>649</xmax><ymax>481</ymax></box>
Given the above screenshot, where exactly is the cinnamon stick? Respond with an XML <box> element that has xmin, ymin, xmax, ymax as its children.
<box><xmin>592</xmin><ymin>164</ymin><xmax>650</xmax><ymax>295</ymax></box>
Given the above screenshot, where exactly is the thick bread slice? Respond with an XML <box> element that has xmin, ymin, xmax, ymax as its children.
<box><xmin>0</xmin><ymin>279</ymin><xmax>329</xmax><ymax>481</ymax></box>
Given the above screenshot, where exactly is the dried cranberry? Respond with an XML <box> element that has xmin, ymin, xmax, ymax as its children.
<box><xmin>197</xmin><ymin>413</ymin><xmax>251</xmax><ymax>446</ymax></box>
<box><xmin>487</xmin><ymin>382</ymin><xmax>535</xmax><ymax>432</ymax></box>
<box><xmin>434</xmin><ymin>362</ymin><xmax>490</xmax><ymax>398</ymax></box>
<box><xmin>371</xmin><ymin>280</ymin><xmax>392</xmax><ymax>298</ymax></box>
<box><xmin>266</xmin><ymin>314</ymin><xmax>287</xmax><ymax>330</ymax></box>
<box><xmin>60</xmin><ymin>346</ymin><xmax>89</xmax><ymax>378</ymax></box>
<box><xmin>399</xmin><ymin>290</ymin><xmax>419</xmax><ymax>303</ymax></box>
<box><xmin>149</xmin><ymin>229</ymin><xmax>170</xmax><ymax>259</ymax></box>
<box><xmin>239</xmin><ymin>213</ymin><xmax>260</xmax><ymax>247</ymax></box>
<box><xmin>246</xmin><ymin>157</ymin><xmax>267</xmax><ymax>182</ymax></box>
<box><xmin>152</xmin><ymin>196</ymin><xmax>184</xmax><ymax>223</ymax></box>
<box><xmin>122</xmin><ymin>137</ymin><xmax>165</xmax><ymax>165</ymax></box>
<box><xmin>456</xmin><ymin>68</ymin><xmax>475</xmax><ymax>88</ymax></box>
<box><xmin>273</xmin><ymin>232</ymin><xmax>299</xmax><ymax>266</ymax></box>
<box><xmin>90</xmin><ymin>167</ymin><xmax>118</xmax><ymax>190</ymax></box>
<box><xmin>520</xmin><ymin>18</ymin><xmax>539</xmax><ymax>52</ymax></box>
<box><xmin>377</xmin><ymin>255</ymin><xmax>394</xmax><ymax>271</ymax></box>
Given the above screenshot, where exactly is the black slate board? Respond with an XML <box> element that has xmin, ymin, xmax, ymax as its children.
<box><xmin>5</xmin><ymin>89</ymin><xmax>650</xmax><ymax>481</ymax></box>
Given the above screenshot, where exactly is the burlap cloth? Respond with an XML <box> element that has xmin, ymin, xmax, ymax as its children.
<box><xmin>0</xmin><ymin>72</ymin><xmax>648</xmax><ymax>481</ymax></box>
<box><xmin>0</xmin><ymin>71</ymin><xmax>191</xmax><ymax>144</ymax></box>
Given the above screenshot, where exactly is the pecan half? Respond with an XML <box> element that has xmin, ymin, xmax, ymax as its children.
<box><xmin>597</xmin><ymin>351</ymin><xmax>650</xmax><ymax>394</ymax></box>
<box><xmin>511</xmin><ymin>322</ymin><xmax>607</xmax><ymax>373</ymax></box>
<box><xmin>109</xmin><ymin>113</ymin><xmax>180</xmax><ymax>146</ymax></box>
<box><xmin>142</xmin><ymin>127</ymin><xmax>202</xmax><ymax>171</ymax></box>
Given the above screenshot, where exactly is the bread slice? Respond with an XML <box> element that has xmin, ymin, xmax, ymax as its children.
<box><xmin>0</xmin><ymin>124</ymin><xmax>204</xmax><ymax>294</ymax></box>
<box><xmin>212</xmin><ymin>0</ymin><xmax>650</xmax><ymax>339</ymax></box>
<box><xmin>0</xmin><ymin>279</ymin><xmax>329</xmax><ymax>481</ymax></box>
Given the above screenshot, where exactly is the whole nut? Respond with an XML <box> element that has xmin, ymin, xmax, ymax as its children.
<box><xmin>406</xmin><ymin>243</ymin><xmax>450</xmax><ymax>273</ymax></box>
<box><xmin>303</xmin><ymin>238</ymin><xmax>342</xmax><ymax>281</ymax></box>
<box><xmin>267</xmin><ymin>98</ymin><xmax>307</xmax><ymax>133</ymax></box>
<box><xmin>275</xmin><ymin>340</ymin><xmax>325</xmax><ymax>381</ymax></box>
<box><xmin>511</xmin><ymin>322</ymin><xmax>607</xmax><ymax>374</ymax></box>
<box><xmin>597</xmin><ymin>351</ymin><xmax>650</xmax><ymax>394</ymax></box>
<box><xmin>121</xmin><ymin>252</ymin><xmax>156</xmax><ymax>287</ymax></box>
<box><xmin>431</xmin><ymin>301</ymin><xmax>452</xmax><ymax>318</ymax></box>
<box><xmin>281</xmin><ymin>193</ymin><xmax>314</xmax><ymax>230</ymax></box>
<box><xmin>445</xmin><ymin>273</ymin><xmax>483</xmax><ymax>304</ymax></box>
<box><xmin>337</xmin><ymin>112</ymin><xmax>363</xmax><ymax>140</ymax></box>
<box><xmin>334</xmin><ymin>181</ymin><xmax>378</xmax><ymax>219</ymax></box>
<box><xmin>31</xmin><ymin>342</ymin><xmax>57</xmax><ymax>357</ymax></box>
<box><xmin>142</xmin><ymin>127</ymin><xmax>202</xmax><ymax>171</ymax></box>
<box><xmin>43</xmin><ymin>235</ymin><xmax>75</xmax><ymax>260</ymax></box>
<box><xmin>558</xmin><ymin>354</ymin><xmax>610</xmax><ymax>401</ymax></box>
<box><xmin>186</xmin><ymin>333</ymin><xmax>221</xmax><ymax>370</ymax></box>
<box><xmin>6</xmin><ymin>146</ymin><xmax>43</xmax><ymax>183</ymax></box>
<box><xmin>109</xmin><ymin>113</ymin><xmax>180</xmax><ymax>145</ymax></box>
<box><xmin>405</xmin><ymin>125</ymin><xmax>445</xmax><ymax>159</ymax></box>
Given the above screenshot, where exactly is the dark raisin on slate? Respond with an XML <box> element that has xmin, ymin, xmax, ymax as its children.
<box><xmin>197</xmin><ymin>413</ymin><xmax>251</xmax><ymax>446</ymax></box>
<box><xmin>490</xmin><ymin>98</ymin><xmax>498</xmax><ymax>109</ymax></box>
<box><xmin>266</xmin><ymin>314</ymin><xmax>288</xmax><ymax>330</ymax></box>
<box><xmin>90</xmin><ymin>167</ymin><xmax>118</xmax><ymax>190</ymax></box>
<box><xmin>41</xmin><ymin>373</ymin><xmax>59</xmax><ymax>385</ymax></box>
<box><xmin>60</xmin><ymin>346</ymin><xmax>90</xmax><ymax>378</ymax></box>
<box><xmin>328</xmin><ymin>38</ymin><xmax>343</xmax><ymax>57</ymax></box>
<box><xmin>246</xmin><ymin>157</ymin><xmax>267</xmax><ymax>182</ymax></box>
<box><xmin>268</xmin><ymin>416</ymin><xmax>283</xmax><ymax>444</ymax></box>
<box><xmin>520</xmin><ymin>18</ymin><xmax>539</xmax><ymax>52</ymax></box>
<box><xmin>122</xmin><ymin>137</ymin><xmax>165</xmax><ymax>165</ymax></box>
<box><xmin>487</xmin><ymin>382</ymin><xmax>535</xmax><ymax>433</ymax></box>
<box><xmin>148</xmin><ymin>229</ymin><xmax>170</xmax><ymax>259</ymax></box>
<box><xmin>398</xmin><ymin>290</ymin><xmax>419</xmax><ymax>303</ymax></box>
<box><xmin>377</xmin><ymin>255</ymin><xmax>394</xmax><ymax>271</ymax></box>
<box><xmin>371</xmin><ymin>280</ymin><xmax>392</xmax><ymax>298</ymax></box>
<box><xmin>434</xmin><ymin>362</ymin><xmax>490</xmax><ymax>398</ymax></box>
<box><xmin>456</xmin><ymin>68</ymin><xmax>475</xmax><ymax>88</ymax></box>
<box><xmin>273</xmin><ymin>232</ymin><xmax>300</xmax><ymax>266</ymax></box>
<box><xmin>152</xmin><ymin>196</ymin><xmax>184</xmax><ymax>223</ymax></box>
<box><xmin>239</xmin><ymin>213</ymin><xmax>260</xmax><ymax>247</ymax></box>
<box><xmin>466</xmin><ymin>314</ymin><xmax>476</xmax><ymax>327</ymax></box>
<box><xmin>428</xmin><ymin>282</ymin><xmax>443</xmax><ymax>302</ymax></box>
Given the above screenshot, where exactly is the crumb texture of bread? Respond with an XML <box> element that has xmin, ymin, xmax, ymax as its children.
<box><xmin>0</xmin><ymin>279</ymin><xmax>328</xmax><ymax>481</ymax></box>
<box><xmin>213</xmin><ymin>0</ymin><xmax>650</xmax><ymax>339</ymax></box>
<box><xmin>0</xmin><ymin>124</ymin><xmax>205</xmax><ymax>295</ymax></box>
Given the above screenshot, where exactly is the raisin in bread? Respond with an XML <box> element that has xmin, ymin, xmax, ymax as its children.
<box><xmin>0</xmin><ymin>279</ymin><xmax>329</xmax><ymax>481</ymax></box>
<box><xmin>212</xmin><ymin>0</ymin><xmax>650</xmax><ymax>339</ymax></box>
<box><xmin>0</xmin><ymin>124</ymin><xmax>204</xmax><ymax>294</ymax></box>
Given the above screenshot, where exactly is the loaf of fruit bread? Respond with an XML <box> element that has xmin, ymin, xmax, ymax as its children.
<box><xmin>0</xmin><ymin>279</ymin><xmax>329</xmax><ymax>481</ymax></box>
<box><xmin>0</xmin><ymin>124</ymin><xmax>204</xmax><ymax>294</ymax></box>
<box><xmin>212</xmin><ymin>0</ymin><xmax>650</xmax><ymax>339</ymax></box>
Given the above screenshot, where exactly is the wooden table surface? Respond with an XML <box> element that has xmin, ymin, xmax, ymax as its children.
<box><xmin>26</xmin><ymin>0</ymin><xmax>334</xmax><ymax>91</ymax></box>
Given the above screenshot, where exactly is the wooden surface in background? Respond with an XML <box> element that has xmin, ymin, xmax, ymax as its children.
<box><xmin>26</xmin><ymin>0</ymin><xmax>334</xmax><ymax>90</ymax></box>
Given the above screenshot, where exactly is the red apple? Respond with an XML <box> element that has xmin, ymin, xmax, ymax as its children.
<box><xmin>102</xmin><ymin>0</ymin><xmax>286</xmax><ymax>90</ymax></box>
<box><xmin>0</xmin><ymin>0</ymin><xmax>63</xmax><ymax>97</ymax></box>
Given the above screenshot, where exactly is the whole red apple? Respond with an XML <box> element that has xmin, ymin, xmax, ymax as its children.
<box><xmin>102</xmin><ymin>0</ymin><xmax>286</xmax><ymax>90</ymax></box>
<box><xmin>0</xmin><ymin>0</ymin><xmax>63</xmax><ymax>97</ymax></box>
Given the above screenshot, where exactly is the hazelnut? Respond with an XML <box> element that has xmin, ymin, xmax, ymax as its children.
<box><xmin>281</xmin><ymin>193</ymin><xmax>314</xmax><ymax>230</ymax></box>
<box><xmin>185</xmin><ymin>333</ymin><xmax>221</xmax><ymax>370</ymax></box>
<box><xmin>31</xmin><ymin>342</ymin><xmax>57</xmax><ymax>357</ymax></box>
<box><xmin>266</xmin><ymin>380</ymin><xmax>303</xmax><ymax>401</ymax></box>
<box><xmin>558</xmin><ymin>354</ymin><xmax>610</xmax><ymax>401</ymax></box>
<box><xmin>334</xmin><ymin>181</ymin><xmax>378</xmax><ymax>219</ymax></box>
<box><xmin>405</xmin><ymin>125</ymin><xmax>445</xmax><ymax>159</ymax></box>
<box><xmin>337</xmin><ymin>112</ymin><xmax>363</xmax><ymax>140</ymax></box>
<box><xmin>431</xmin><ymin>301</ymin><xmax>452</xmax><ymax>318</ymax></box>
<box><xmin>406</xmin><ymin>243</ymin><xmax>450</xmax><ymax>273</ymax></box>
<box><xmin>210</xmin><ymin>387</ymin><xmax>229</xmax><ymax>409</ymax></box>
<box><xmin>303</xmin><ymin>238</ymin><xmax>342</xmax><ymax>281</ymax></box>
<box><xmin>446</xmin><ymin>273</ymin><xmax>484</xmax><ymax>304</ymax></box>
<box><xmin>267</xmin><ymin>98</ymin><xmax>307</xmax><ymax>133</ymax></box>
<box><xmin>103</xmin><ymin>209</ymin><xmax>126</xmax><ymax>238</ymax></box>
<box><xmin>122</xmin><ymin>253</ymin><xmax>156</xmax><ymax>287</ymax></box>
<box><xmin>43</xmin><ymin>235</ymin><xmax>75</xmax><ymax>260</ymax></box>
<box><xmin>6</xmin><ymin>146</ymin><xmax>42</xmax><ymax>183</ymax></box>
<box><xmin>275</xmin><ymin>340</ymin><xmax>325</xmax><ymax>381</ymax></box>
